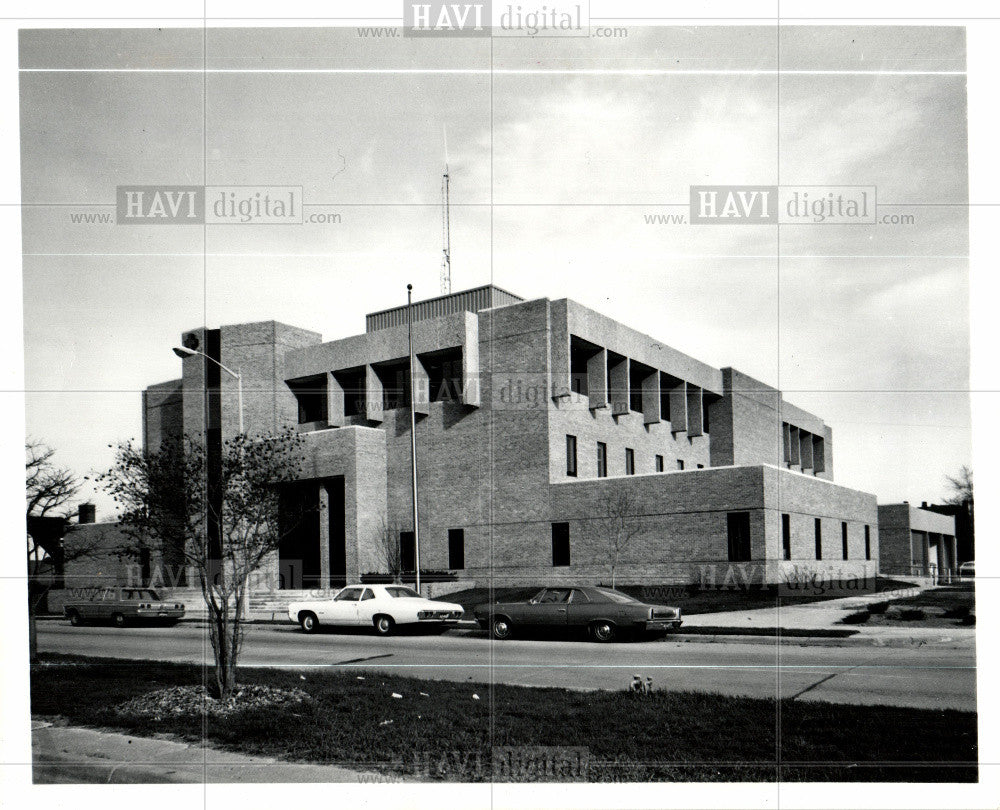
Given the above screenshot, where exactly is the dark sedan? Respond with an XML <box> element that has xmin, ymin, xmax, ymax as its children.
<box><xmin>474</xmin><ymin>586</ymin><xmax>682</xmax><ymax>642</ymax></box>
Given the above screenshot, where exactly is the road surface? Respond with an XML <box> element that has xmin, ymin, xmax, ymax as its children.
<box><xmin>37</xmin><ymin>621</ymin><xmax>977</xmax><ymax>711</ymax></box>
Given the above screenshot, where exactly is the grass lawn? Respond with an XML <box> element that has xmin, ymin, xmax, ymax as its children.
<box><xmin>443</xmin><ymin>577</ymin><xmax>917</xmax><ymax>616</ymax></box>
<box><xmin>31</xmin><ymin>654</ymin><xmax>976</xmax><ymax>782</ymax></box>
<box><xmin>840</xmin><ymin>583</ymin><xmax>976</xmax><ymax>628</ymax></box>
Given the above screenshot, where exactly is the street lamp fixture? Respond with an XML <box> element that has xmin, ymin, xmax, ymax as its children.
<box><xmin>172</xmin><ymin>346</ymin><xmax>244</xmax><ymax>435</ymax></box>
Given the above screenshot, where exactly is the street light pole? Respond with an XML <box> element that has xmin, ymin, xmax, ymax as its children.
<box><xmin>173</xmin><ymin>346</ymin><xmax>244</xmax><ymax>435</ymax></box>
<box><xmin>407</xmin><ymin>284</ymin><xmax>421</xmax><ymax>595</ymax></box>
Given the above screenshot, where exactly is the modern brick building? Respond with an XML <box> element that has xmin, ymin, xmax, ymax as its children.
<box><xmin>877</xmin><ymin>503</ymin><xmax>958</xmax><ymax>579</ymax></box>
<box><xmin>122</xmin><ymin>285</ymin><xmax>880</xmax><ymax>590</ymax></box>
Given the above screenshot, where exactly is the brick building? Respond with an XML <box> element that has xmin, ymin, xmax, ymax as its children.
<box><xmin>877</xmin><ymin>503</ymin><xmax>958</xmax><ymax>579</ymax></box>
<box><xmin>97</xmin><ymin>286</ymin><xmax>881</xmax><ymax>589</ymax></box>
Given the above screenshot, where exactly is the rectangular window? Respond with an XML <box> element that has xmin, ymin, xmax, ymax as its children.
<box><xmin>400</xmin><ymin>531</ymin><xmax>416</xmax><ymax>573</ymax></box>
<box><xmin>566</xmin><ymin>435</ymin><xmax>577</xmax><ymax>477</ymax></box>
<box><xmin>727</xmin><ymin>512</ymin><xmax>752</xmax><ymax>562</ymax></box>
<box><xmin>842</xmin><ymin>522</ymin><xmax>849</xmax><ymax>560</ymax></box>
<box><xmin>448</xmin><ymin>528</ymin><xmax>464</xmax><ymax>570</ymax></box>
<box><xmin>625</xmin><ymin>448</ymin><xmax>635</xmax><ymax>475</ymax></box>
<box><xmin>814</xmin><ymin>518</ymin><xmax>822</xmax><ymax>560</ymax></box>
<box><xmin>551</xmin><ymin>522</ymin><xmax>571</xmax><ymax>567</ymax></box>
<box><xmin>655</xmin><ymin>454</ymin><xmax>664</xmax><ymax>472</ymax></box>
<box><xmin>288</xmin><ymin>375</ymin><xmax>328</xmax><ymax>424</ymax></box>
<box><xmin>676</xmin><ymin>459</ymin><xmax>685</xmax><ymax>470</ymax></box>
<box><xmin>782</xmin><ymin>514</ymin><xmax>791</xmax><ymax>561</ymax></box>
<box><xmin>702</xmin><ymin>398</ymin><xmax>711</xmax><ymax>433</ymax></box>
<box><xmin>596</xmin><ymin>443</ymin><xmax>608</xmax><ymax>478</ymax></box>
<box><xmin>865</xmin><ymin>525</ymin><xmax>871</xmax><ymax>561</ymax></box>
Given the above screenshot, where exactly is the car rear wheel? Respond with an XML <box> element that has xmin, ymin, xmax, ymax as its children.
<box><xmin>590</xmin><ymin>620</ymin><xmax>616</xmax><ymax>643</ymax></box>
<box><xmin>373</xmin><ymin>615</ymin><xmax>395</xmax><ymax>636</ymax></box>
<box><xmin>299</xmin><ymin>612</ymin><xmax>319</xmax><ymax>633</ymax></box>
<box><xmin>491</xmin><ymin>617</ymin><xmax>513</xmax><ymax>640</ymax></box>
<box><xmin>67</xmin><ymin>611</ymin><xmax>81</xmax><ymax>627</ymax></box>
<box><xmin>112</xmin><ymin>613</ymin><xmax>126</xmax><ymax>628</ymax></box>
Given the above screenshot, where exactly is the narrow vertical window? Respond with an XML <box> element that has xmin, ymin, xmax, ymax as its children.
<box><xmin>842</xmin><ymin>522</ymin><xmax>849</xmax><ymax>560</ymax></box>
<box><xmin>676</xmin><ymin>459</ymin><xmax>685</xmax><ymax>471</ymax></box>
<box><xmin>625</xmin><ymin>448</ymin><xmax>635</xmax><ymax>475</ymax></box>
<box><xmin>865</xmin><ymin>525</ymin><xmax>871</xmax><ymax>561</ymax></box>
<box><xmin>552</xmin><ymin>523</ymin><xmax>570</xmax><ymax>567</ymax></box>
<box><xmin>596</xmin><ymin>442</ymin><xmax>607</xmax><ymax>478</ymax></box>
<box><xmin>655</xmin><ymin>454</ymin><xmax>664</xmax><ymax>472</ymax></box>
<box><xmin>814</xmin><ymin>518</ymin><xmax>822</xmax><ymax>560</ymax></box>
<box><xmin>782</xmin><ymin>514</ymin><xmax>791</xmax><ymax>561</ymax></box>
<box><xmin>566</xmin><ymin>435</ymin><xmax>577</xmax><ymax>477</ymax></box>
<box><xmin>448</xmin><ymin>528</ymin><xmax>465</xmax><ymax>570</ymax></box>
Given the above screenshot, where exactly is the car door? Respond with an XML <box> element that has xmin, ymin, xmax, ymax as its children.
<box><xmin>518</xmin><ymin>588</ymin><xmax>571</xmax><ymax>626</ymax></box>
<box><xmin>322</xmin><ymin>587</ymin><xmax>363</xmax><ymax>625</ymax></box>
<box><xmin>96</xmin><ymin>588</ymin><xmax>116</xmax><ymax>620</ymax></box>
<box><xmin>355</xmin><ymin>588</ymin><xmax>379</xmax><ymax>625</ymax></box>
<box><xmin>565</xmin><ymin>588</ymin><xmax>597</xmax><ymax>627</ymax></box>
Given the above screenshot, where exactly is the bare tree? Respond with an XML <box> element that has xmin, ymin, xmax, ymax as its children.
<box><xmin>98</xmin><ymin>428</ymin><xmax>314</xmax><ymax>698</ymax></box>
<box><xmin>944</xmin><ymin>465</ymin><xmax>973</xmax><ymax>507</ymax></box>
<box><xmin>592</xmin><ymin>482</ymin><xmax>643</xmax><ymax>589</ymax></box>
<box><xmin>374</xmin><ymin>517</ymin><xmax>410</xmax><ymax>583</ymax></box>
<box><xmin>25</xmin><ymin>440</ymin><xmax>97</xmax><ymax>661</ymax></box>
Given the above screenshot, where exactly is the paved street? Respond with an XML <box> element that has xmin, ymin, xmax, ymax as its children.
<box><xmin>37</xmin><ymin>621</ymin><xmax>976</xmax><ymax>711</ymax></box>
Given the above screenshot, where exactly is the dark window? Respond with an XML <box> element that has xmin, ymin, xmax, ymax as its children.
<box><xmin>566</xmin><ymin>435</ymin><xmax>578</xmax><ymax>477</ymax></box>
<box><xmin>660</xmin><ymin>376</ymin><xmax>672</xmax><ymax>422</ymax></box>
<box><xmin>697</xmin><ymin>464</ymin><xmax>705</xmax><ymax>469</ymax></box>
<box><xmin>361</xmin><ymin>588</ymin><xmax>375</xmax><ymax>601</ymax></box>
<box><xmin>423</xmin><ymin>348</ymin><xmax>464</xmax><ymax>403</ymax></box>
<box><xmin>400</xmin><ymin>531</ymin><xmax>416</xmax><ymax>573</ymax></box>
<box><xmin>702</xmin><ymin>398</ymin><xmax>711</xmax><ymax>433</ymax></box>
<box><xmin>865</xmin><ymin>525</ymin><xmax>871</xmax><ymax>561</ymax></box>
<box><xmin>375</xmin><ymin>360</ymin><xmax>411</xmax><ymax>411</ymax></box>
<box><xmin>597</xmin><ymin>442</ymin><xmax>608</xmax><ymax>478</ymax></box>
<box><xmin>628</xmin><ymin>363</ymin><xmax>642</xmax><ymax>413</ymax></box>
<box><xmin>569</xmin><ymin>337</ymin><xmax>593</xmax><ymax>397</ymax></box>
<box><xmin>814</xmin><ymin>518</ymin><xmax>822</xmax><ymax>560</ymax></box>
<box><xmin>782</xmin><ymin>514</ymin><xmax>791</xmax><ymax>561</ymax></box>
<box><xmin>676</xmin><ymin>459</ymin><xmax>685</xmax><ymax>470</ymax></box>
<box><xmin>625</xmin><ymin>448</ymin><xmax>635</xmax><ymax>475</ymax></box>
<box><xmin>448</xmin><ymin>529</ymin><xmax>465</xmax><ymax>570</ymax></box>
<box><xmin>552</xmin><ymin>522</ymin><xmax>571</xmax><ymax>567</ymax></box>
<box><xmin>335</xmin><ymin>367</ymin><xmax>366</xmax><ymax>417</ymax></box>
<box><xmin>288</xmin><ymin>375</ymin><xmax>328</xmax><ymax>424</ymax></box>
<box><xmin>655</xmin><ymin>454</ymin><xmax>664</xmax><ymax>472</ymax></box>
<box><xmin>842</xmin><ymin>522</ymin><xmax>849</xmax><ymax>560</ymax></box>
<box><xmin>727</xmin><ymin>512</ymin><xmax>752</xmax><ymax>562</ymax></box>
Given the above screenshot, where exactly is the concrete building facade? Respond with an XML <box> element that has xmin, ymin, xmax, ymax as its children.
<box><xmin>100</xmin><ymin>286</ymin><xmax>881</xmax><ymax>589</ymax></box>
<box><xmin>877</xmin><ymin>503</ymin><xmax>958</xmax><ymax>579</ymax></box>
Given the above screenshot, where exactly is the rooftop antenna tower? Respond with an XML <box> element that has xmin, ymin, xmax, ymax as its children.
<box><xmin>440</xmin><ymin>125</ymin><xmax>452</xmax><ymax>295</ymax></box>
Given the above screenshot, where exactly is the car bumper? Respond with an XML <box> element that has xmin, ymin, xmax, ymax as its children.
<box><xmin>135</xmin><ymin>609</ymin><xmax>185</xmax><ymax>619</ymax></box>
<box><xmin>645</xmin><ymin>619</ymin><xmax>682</xmax><ymax>631</ymax></box>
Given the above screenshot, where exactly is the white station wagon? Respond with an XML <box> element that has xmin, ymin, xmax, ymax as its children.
<box><xmin>287</xmin><ymin>584</ymin><xmax>465</xmax><ymax>635</ymax></box>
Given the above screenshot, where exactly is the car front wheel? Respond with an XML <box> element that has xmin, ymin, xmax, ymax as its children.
<box><xmin>300</xmin><ymin>612</ymin><xmax>319</xmax><ymax>633</ymax></box>
<box><xmin>590</xmin><ymin>620</ymin><xmax>616</xmax><ymax>643</ymax></box>
<box><xmin>491</xmin><ymin>617</ymin><xmax>513</xmax><ymax>640</ymax></box>
<box><xmin>112</xmin><ymin>613</ymin><xmax>126</xmax><ymax>628</ymax></box>
<box><xmin>373</xmin><ymin>615</ymin><xmax>395</xmax><ymax>636</ymax></box>
<box><xmin>68</xmin><ymin>611</ymin><xmax>81</xmax><ymax>627</ymax></box>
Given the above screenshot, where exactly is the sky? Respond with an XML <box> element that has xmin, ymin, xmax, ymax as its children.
<box><xmin>19</xmin><ymin>25</ymin><xmax>970</xmax><ymax>515</ymax></box>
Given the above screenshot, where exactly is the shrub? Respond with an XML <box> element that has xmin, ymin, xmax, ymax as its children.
<box><xmin>841</xmin><ymin>610</ymin><xmax>871</xmax><ymax>624</ymax></box>
<box><xmin>867</xmin><ymin>601</ymin><xmax>890</xmax><ymax>615</ymax></box>
<box><xmin>898</xmin><ymin>609</ymin><xmax>926</xmax><ymax>621</ymax></box>
<box><xmin>942</xmin><ymin>605</ymin><xmax>971</xmax><ymax>620</ymax></box>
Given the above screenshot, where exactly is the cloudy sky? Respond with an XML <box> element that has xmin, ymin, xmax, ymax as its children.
<box><xmin>19</xmin><ymin>25</ymin><xmax>969</xmax><ymax>513</ymax></box>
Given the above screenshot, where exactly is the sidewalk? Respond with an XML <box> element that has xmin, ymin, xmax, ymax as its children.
<box><xmin>679</xmin><ymin>589</ymin><xmax>976</xmax><ymax>648</ymax></box>
<box><xmin>31</xmin><ymin>720</ymin><xmax>410</xmax><ymax>784</ymax></box>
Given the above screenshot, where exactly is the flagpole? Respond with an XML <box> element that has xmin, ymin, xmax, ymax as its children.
<box><xmin>407</xmin><ymin>284</ymin><xmax>421</xmax><ymax>594</ymax></box>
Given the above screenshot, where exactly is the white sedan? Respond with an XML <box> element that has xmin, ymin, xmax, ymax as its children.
<box><xmin>287</xmin><ymin>584</ymin><xmax>465</xmax><ymax>635</ymax></box>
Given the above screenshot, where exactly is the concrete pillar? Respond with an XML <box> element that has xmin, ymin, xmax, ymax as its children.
<box><xmin>782</xmin><ymin>423</ymin><xmax>791</xmax><ymax>464</ymax></box>
<box><xmin>327</xmin><ymin>374</ymin><xmax>345</xmax><ymax>427</ymax></box>
<box><xmin>789</xmin><ymin>426</ymin><xmax>801</xmax><ymax>466</ymax></box>
<box><xmin>609</xmin><ymin>356</ymin><xmax>629</xmax><ymax>416</ymax></box>
<box><xmin>668</xmin><ymin>381</ymin><xmax>688</xmax><ymax>434</ymax></box>
<box><xmin>641</xmin><ymin>369</ymin><xmax>660</xmax><ymax>425</ymax></box>
<box><xmin>686</xmin><ymin>385</ymin><xmax>703</xmax><ymax>437</ymax></box>
<box><xmin>365</xmin><ymin>365</ymin><xmax>383</xmax><ymax>423</ymax></box>
<box><xmin>799</xmin><ymin>430</ymin><xmax>814</xmax><ymax>471</ymax></box>
<box><xmin>318</xmin><ymin>482</ymin><xmax>331</xmax><ymax>588</ymax></box>
<box><xmin>812</xmin><ymin>435</ymin><xmax>825</xmax><ymax>473</ymax></box>
<box><xmin>411</xmin><ymin>356</ymin><xmax>430</xmax><ymax>417</ymax></box>
<box><xmin>462</xmin><ymin>315</ymin><xmax>480</xmax><ymax>406</ymax></box>
<box><xmin>587</xmin><ymin>348</ymin><xmax>608</xmax><ymax>410</ymax></box>
<box><xmin>921</xmin><ymin>531</ymin><xmax>931</xmax><ymax>577</ymax></box>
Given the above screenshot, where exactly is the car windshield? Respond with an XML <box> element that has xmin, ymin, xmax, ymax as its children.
<box><xmin>385</xmin><ymin>587</ymin><xmax>421</xmax><ymax>598</ymax></box>
<box><xmin>593</xmin><ymin>588</ymin><xmax>639</xmax><ymax>604</ymax></box>
<box><xmin>334</xmin><ymin>588</ymin><xmax>362</xmax><ymax>601</ymax></box>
